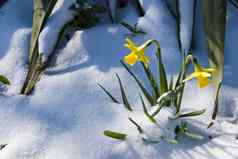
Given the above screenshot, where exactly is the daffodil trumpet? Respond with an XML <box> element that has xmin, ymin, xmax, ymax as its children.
<box><xmin>123</xmin><ymin>38</ymin><xmax>159</xmax><ymax>67</ymax></box>
<box><xmin>183</xmin><ymin>57</ymin><xmax>216</xmax><ymax>88</ymax></box>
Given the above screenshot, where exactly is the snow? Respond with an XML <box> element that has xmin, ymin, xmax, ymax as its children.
<box><xmin>0</xmin><ymin>0</ymin><xmax>237</xmax><ymax>159</ymax></box>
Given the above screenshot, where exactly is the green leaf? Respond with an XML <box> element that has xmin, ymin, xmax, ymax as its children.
<box><xmin>208</xmin><ymin>82</ymin><xmax>222</xmax><ymax>128</ymax></box>
<box><xmin>120</xmin><ymin>61</ymin><xmax>155</xmax><ymax>106</ymax></box>
<box><xmin>203</xmin><ymin>0</ymin><xmax>226</xmax><ymax>122</ymax></box>
<box><xmin>184</xmin><ymin>131</ymin><xmax>204</xmax><ymax>140</ymax></box>
<box><xmin>141</xmin><ymin>62</ymin><xmax>160</xmax><ymax>100</ymax></box>
<box><xmin>116</xmin><ymin>74</ymin><xmax>133</xmax><ymax>111</ymax></box>
<box><xmin>30</xmin><ymin>0</ymin><xmax>58</xmax><ymax>63</ymax></box>
<box><xmin>155</xmin><ymin>43</ymin><xmax>168</xmax><ymax>95</ymax></box>
<box><xmin>104</xmin><ymin>130</ymin><xmax>127</xmax><ymax>141</ymax></box>
<box><xmin>175</xmin><ymin>53</ymin><xmax>189</xmax><ymax>113</ymax></box>
<box><xmin>0</xmin><ymin>75</ymin><xmax>10</xmax><ymax>85</ymax></box>
<box><xmin>131</xmin><ymin>0</ymin><xmax>145</xmax><ymax>16</ymax></box>
<box><xmin>120</xmin><ymin>22</ymin><xmax>146</xmax><ymax>35</ymax></box>
<box><xmin>128</xmin><ymin>117</ymin><xmax>143</xmax><ymax>134</ymax></box>
<box><xmin>162</xmin><ymin>137</ymin><xmax>179</xmax><ymax>144</ymax></box>
<box><xmin>29</xmin><ymin>0</ymin><xmax>45</xmax><ymax>64</ymax></box>
<box><xmin>21</xmin><ymin>0</ymin><xmax>58</xmax><ymax>95</ymax></box>
<box><xmin>140</xmin><ymin>94</ymin><xmax>157</xmax><ymax>123</ymax></box>
<box><xmin>0</xmin><ymin>144</ymin><xmax>7</xmax><ymax>151</ymax></box>
<box><xmin>169</xmin><ymin>76</ymin><xmax>174</xmax><ymax>91</ymax></box>
<box><xmin>175</xmin><ymin>109</ymin><xmax>206</xmax><ymax>119</ymax></box>
<box><xmin>97</xmin><ymin>83</ymin><xmax>120</xmax><ymax>104</ymax></box>
<box><xmin>203</xmin><ymin>0</ymin><xmax>226</xmax><ymax>77</ymax></box>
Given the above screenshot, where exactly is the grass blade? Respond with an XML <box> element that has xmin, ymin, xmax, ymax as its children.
<box><xmin>104</xmin><ymin>130</ymin><xmax>127</xmax><ymax>140</ymax></box>
<box><xmin>97</xmin><ymin>83</ymin><xmax>120</xmax><ymax>104</ymax></box>
<box><xmin>116</xmin><ymin>74</ymin><xmax>133</xmax><ymax>111</ymax></box>
<box><xmin>120</xmin><ymin>61</ymin><xmax>155</xmax><ymax>105</ymax></box>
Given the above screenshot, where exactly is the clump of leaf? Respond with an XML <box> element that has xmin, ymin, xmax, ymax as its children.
<box><xmin>21</xmin><ymin>0</ymin><xmax>58</xmax><ymax>95</ymax></box>
<box><xmin>98</xmin><ymin>40</ymin><xmax>206</xmax><ymax>144</ymax></box>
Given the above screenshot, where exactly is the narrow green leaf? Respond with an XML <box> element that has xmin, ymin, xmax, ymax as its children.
<box><xmin>128</xmin><ymin>117</ymin><xmax>143</xmax><ymax>134</ymax></box>
<box><xmin>0</xmin><ymin>144</ymin><xmax>7</xmax><ymax>151</ymax></box>
<box><xmin>203</xmin><ymin>0</ymin><xmax>226</xmax><ymax>76</ymax></box>
<box><xmin>142</xmin><ymin>138</ymin><xmax>160</xmax><ymax>144</ymax></box>
<box><xmin>175</xmin><ymin>54</ymin><xmax>189</xmax><ymax>113</ymax></box>
<box><xmin>208</xmin><ymin>82</ymin><xmax>222</xmax><ymax>128</ymax></box>
<box><xmin>0</xmin><ymin>75</ymin><xmax>10</xmax><ymax>85</ymax></box>
<box><xmin>43</xmin><ymin>0</ymin><xmax>58</xmax><ymax>26</ymax></box>
<box><xmin>21</xmin><ymin>0</ymin><xmax>58</xmax><ymax>95</ymax></box>
<box><xmin>131</xmin><ymin>0</ymin><xmax>145</xmax><ymax>16</ymax></box>
<box><xmin>162</xmin><ymin>137</ymin><xmax>179</xmax><ymax>144</ymax></box>
<box><xmin>155</xmin><ymin>44</ymin><xmax>168</xmax><ymax>95</ymax></box>
<box><xmin>104</xmin><ymin>130</ymin><xmax>127</xmax><ymax>141</ymax></box>
<box><xmin>97</xmin><ymin>83</ymin><xmax>120</xmax><ymax>104</ymax></box>
<box><xmin>140</xmin><ymin>94</ymin><xmax>156</xmax><ymax>123</ymax></box>
<box><xmin>116</xmin><ymin>74</ymin><xmax>133</xmax><ymax>111</ymax></box>
<box><xmin>120</xmin><ymin>22</ymin><xmax>146</xmax><ymax>35</ymax></box>
<box><xmin>141</xmin><ymin>62</ymin><xmax>160</xmax><ymax>99</ymax></box>
<box><xmin>175</xmin><ymin>0</ymin><xmax>182</xmax><ymax>51</ymax></box>
<box><xmin>29</xmin><ymin>0</ymin><xmax>45</xmax><ymax>64</ymax></box>
<box><xmin>176</xmin><ymin>109</ymin><xmax>206</xmax><ymax>119</ymax></box>
<box><xmin>184</xmin><ymin>131</ymin><xmax>204</xmax><ymax>140</ymax></box>
<box><xmin>120</xmin><ymin>61</ymin><xmax>155</xmax><ymax>105</ymax></box>
<box><xmin>203</xmin><ymin>0</ymin><xmax>226</xmax><ymax>122</ymax></box>
<box><xmin>169</xmin><ymin>76</ymin><xmax>174</xmax><ymax>91</ymax></box>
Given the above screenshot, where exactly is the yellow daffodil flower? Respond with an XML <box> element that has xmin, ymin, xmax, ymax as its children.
<box><xmin>183</xmin><ymin>63</ymin><xmax>216</xmax><ymax>88</ymax></box>
<box><xmin>124</xmin><ymin>38</ymin><xmax>151</xmax><ymax>67</ymax></box>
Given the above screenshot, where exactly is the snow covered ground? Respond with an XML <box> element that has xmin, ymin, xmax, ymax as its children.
<box><xmin>0</xmin><ymin>0</ymin><xmax>237</xmax><ymax>159</ymax></box>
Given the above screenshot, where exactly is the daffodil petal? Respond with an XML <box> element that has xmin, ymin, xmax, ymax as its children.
<box><xmin>197</xmin><ymin>76</ymin><xmax>209</xmax><ymax>88</ymax></box>
<box><xmin>200</xmin><ymin>72</ymin><xmax>212</xmax><ymax>78</ymax></box>
<box><xmin>124</xmin><ymin>53</ymin><xmax>138</xmax><ymax>66</ymax></box>
<box><xmin>203</xmin><ymin>68</ymin><xmax>216</xmax><ymax>73</ymax></box>
<box><xmin>126</xmin><ymin>38</ymin><xmax>137</xmax><ymax>47</ymax></box>
<box><xmin>124</xmin><ymin>44</ymin><xmax>136</xmax><ymax>51</ymax></box>
<box><xmin>183</xmin><ymin>72</ymin><xmax>201</xmax><ymax>83</ymax></box>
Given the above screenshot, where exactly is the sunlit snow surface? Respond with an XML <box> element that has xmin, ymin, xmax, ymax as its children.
<box><xmin>0</xmin><ymin>0</ymin><xmax>237</xmax><ymax>159</ymax></box>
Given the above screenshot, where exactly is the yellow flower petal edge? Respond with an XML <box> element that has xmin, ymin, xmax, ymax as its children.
<box><xmin>183</xmin><ymin>62</ymin><xmax>216</xmax><ymax>88</ymax></box>
<box><xmin>123</xmin><ymin>38</ymin><xmax>152</xmax><ymax>67</ymax></box>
